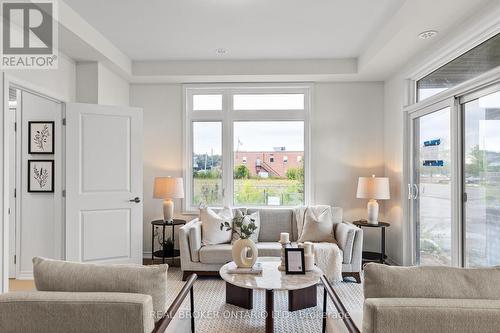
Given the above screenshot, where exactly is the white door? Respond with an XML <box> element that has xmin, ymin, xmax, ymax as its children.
<box><xmin>66</xmin><ymin>103</ymin><xmax>143</xmax><ymax>264</ymax></box>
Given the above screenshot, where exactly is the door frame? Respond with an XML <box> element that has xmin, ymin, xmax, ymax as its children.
<box><xmin>1</xmin><ymin>73</ymin><xmax>68</xmax><ymax>292</ymax></box>
<box><xmin>403</xmin><ymin>69</ymin><xmax>500</xmax><ymax>266</ymax></box>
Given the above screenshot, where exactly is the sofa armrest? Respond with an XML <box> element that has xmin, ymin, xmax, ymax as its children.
<box><xmin>335</xmin><ymin>222</ymin><xmax>362</xmax><ymax>267</ymax></box>
<box><xmin>0</xmin><ymin>291</ymin><xmax>154</xmax><ymax>333</ymax></box>
<box><xmin>363</xmin><ymin>298</ymin><xmax>500</xmax><ymax>333</ymax></box>
<box><xmin>179</xmin><ymin>218</ymin><xmax>202</xmax><ymax>265</ymax></box>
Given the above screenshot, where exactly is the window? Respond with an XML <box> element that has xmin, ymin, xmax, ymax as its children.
<box><xmin>417</xmin><ymin>33</ymin><xmax>500</xmax><ymax>101</ymax></box>
<box><xmin>192</xmin><ymin>94</ymin><xmax>222</xmax><ymax>111</ymax></box>
<box><xmin>233</xmin><ymin>121</ymin><xmax>304</xmax><ymax>206</ymax></box>
<box><xmin>184</xmin><ymin>85</ymin><xmax>310</xmax><ymax>210</ymax></box>
<box><xmin>233</xmin><ymin>94</ymin><xmax>304</xmax><ymax>110</ymax></box>
<box><xmin>191</xmin><ymin>122</ymin><xmax>223</xmax><ymax>206</ymax></box>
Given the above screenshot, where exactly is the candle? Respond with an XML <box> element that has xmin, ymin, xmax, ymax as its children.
<box><xmin>280</xmin><ymin>232</ymin><xmax>290</xmax><ymax>243</ymax></box>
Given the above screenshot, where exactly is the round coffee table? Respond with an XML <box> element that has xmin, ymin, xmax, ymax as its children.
<box><xmin>220</xmin><ymin>257</ymin><xmax>323</xmax><ymax>333</ymax></box>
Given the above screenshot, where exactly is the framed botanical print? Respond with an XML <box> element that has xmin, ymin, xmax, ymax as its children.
<box><xmin>28</xmin><ymin>160</ymin><xmax>54</xmax><ymax>193</ymax></box>
<box><xmin>29</xmin><ymin>121</ymin><xmax>54</xmax><ymax>154</ymax></box>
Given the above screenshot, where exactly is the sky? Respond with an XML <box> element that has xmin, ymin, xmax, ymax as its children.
<box><xmin>193</xmin><ymin>121</ymin><xmax>304</xmax><ymax>155</ymax></box>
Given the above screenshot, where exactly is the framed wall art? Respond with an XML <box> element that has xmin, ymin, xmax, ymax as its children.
<box><xmin>28</xmin><ymin>121</ymin><xmax>54</xmax><ymax>154</ymax></box>
<box><xmin>28</xmin><ymin>160</ymin><xmax>54</xmax><ymax>193</ymax></box>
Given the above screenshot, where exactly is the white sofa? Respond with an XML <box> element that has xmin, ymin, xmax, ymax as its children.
<box><xmin>179</xmin><ymin>207</ymin><xmax>363</xmax><ymax>282</ymax></box>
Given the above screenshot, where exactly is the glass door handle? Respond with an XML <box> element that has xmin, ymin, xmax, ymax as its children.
<box><xmin>413</xmin><ymin>184</ymin><xmax>419</xmax><ymax>200</ymax></box>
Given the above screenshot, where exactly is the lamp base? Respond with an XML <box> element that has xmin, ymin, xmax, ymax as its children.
<box><xmin>163</xmin><ymin>199</ymin><xmax>174</xmax><ymax>222</ymax></box>
<box><xmin>367</xmin><ymin>199</ymin><xmax>379</xmax><ymax>225</ymax></box>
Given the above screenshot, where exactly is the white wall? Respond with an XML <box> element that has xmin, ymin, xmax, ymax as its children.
<box><xmin>98</xmin><ymin>63</ymin><xmax>130</xmax><ymax>106</ymax></box>
<box><xmin>4</xmin><ymin>54</ymin><xmax>77</xmax><ymax>102</ymax></box>
<box><xmin>313</xmin><ymin>82</ymin><xmax>386</xmax><ymax>252</ymax></box>
<box><xmin>17</xmin><ymin>91</ymin><xmax>64</xmax><ymax>279</ymax></box>
<box><xmin>131</xmin><ymin>82</ymin><xmax>386</xmax><ymax>256</ymax></box>
<box><xmin>130</xmin><ymin>84</ymin><xmax>184</xmax><ymax>255</ymax></box>
<box><xmin>76</xmin><ymin>62</ymin><xmax>130</xmax><ymax>106</ymax></box>
<box><xmin>383</xmin><ymin>75</ymin><xmax>406</xmax><ymax>265</ymax></box>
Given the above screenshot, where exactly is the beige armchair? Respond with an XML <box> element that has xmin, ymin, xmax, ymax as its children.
<box><xmin>322</xmin><ymin>263</ymin><xmax>500</xmax><ymax>333</ymax></box>
<box><xmin>0</xmin><ymin>257</ymin><xmax>197</xmax><ymax>333</ymax></box>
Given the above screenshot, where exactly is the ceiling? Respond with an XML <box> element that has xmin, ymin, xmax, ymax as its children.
<box><xmin>61</xmin><ymin>0</ymin><xmax>497</xmax><ymax>82</ymax></box>
<box><xmin>63</xmin><ymin>0</ymin><xmax>405</xmax><ymax>61</ymax></box>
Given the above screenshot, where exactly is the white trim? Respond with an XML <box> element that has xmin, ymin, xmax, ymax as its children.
<box><xmin>183</xmin><ymin>83</ymin><xmax>312</xmax><ymax>213</ymax></box>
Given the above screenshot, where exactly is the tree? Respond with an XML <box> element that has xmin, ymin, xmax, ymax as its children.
<box><xmin>234</xmin><ymin>165</ymin><xmax>250</xmax><ymax>179</ymax></box>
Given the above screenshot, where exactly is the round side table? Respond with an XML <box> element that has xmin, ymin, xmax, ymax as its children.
<box><xmin>151</xmin><ymin>219</ymin><xmax>186</xmax><ymax>264</ymax></box>
<box><xmin>352</xmin><ymin>220</ymin><xmax>390</xmax><ymax>264</ymax></box>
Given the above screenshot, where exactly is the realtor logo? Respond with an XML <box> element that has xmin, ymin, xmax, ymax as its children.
<box><xmin>1</xmin><ymin>0</ymin><xmax>58</xmax><ymax>69</ymax></box>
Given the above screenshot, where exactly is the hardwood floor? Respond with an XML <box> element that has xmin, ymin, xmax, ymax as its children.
<box><xmin>9</xmin><ymin>279</ymin><xmax>35</xmax><ymax>291</ymax></box>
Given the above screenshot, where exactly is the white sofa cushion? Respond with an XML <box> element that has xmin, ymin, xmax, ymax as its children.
<box><xmin>335</xmin><ymin>223</ymin><xmax>356</xmax><ymax>263</ymax></box>
<box><xmin>298</xmin><ymin>206</ymin><xmax>335</xmax><ymax>242</ymax></box>
<box><xmin>199</xmin><ymin>242</ymin><xmax>282</xmax><ymax>264</ymax></box>
<box><xmin>231</xmin><ymin>210</ymin><xmax>260</xmax><ymax>244</ymax></box>
<box><xmin>200</xmin><ymin>207</ymin><xmax>233</xmax><ymax>245</ymax></box>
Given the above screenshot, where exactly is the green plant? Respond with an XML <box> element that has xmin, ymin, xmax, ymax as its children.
<box><xmin>234</xmin><ymin>164</ymin><xmax>250</xmax><ymax>179</ymax></box>
<box><xmin>220</xmin><ymin>214</ymin><xmax>257</xmax><ymax>239</ymax></box>
<box><xmin>286</xmin><ymin>166</ymin><xmax>304</xmax><ymax>182</ymax></box>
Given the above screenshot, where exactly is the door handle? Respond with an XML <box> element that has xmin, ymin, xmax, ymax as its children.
<box><xmin>129</xmin><ymin>197</ymin><xmax>141</xmax><ymax>203</ymax></box>
<box><xmin>408</xmin><ymin>184</ymin><xmax>412</xmax><ymax>200</ymax></box>
<box><xmin>413</xmin><ymin>184</ymin><xmax>419</xmax><ymax>200</ymax></box>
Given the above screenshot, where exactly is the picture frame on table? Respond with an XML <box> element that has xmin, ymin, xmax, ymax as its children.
<box><xmin>285</xmin><ymin>248</ymin><xmax>305</xmax><ymax>274</ymax></box>
<box><xmin>28</xmin><ymin>121</ymin><xmax>55</xmax><ymax>154</ymax></box>
<box><xmin>28</xmin><ymin>160</ymin><xmax>54</xmax><ymax>193</ymax></box>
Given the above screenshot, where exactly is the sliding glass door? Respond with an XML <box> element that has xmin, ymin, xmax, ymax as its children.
<box><xmin>409</xmin><ymin>84</ymin><xmax>500</xmax><ymax>268</ymax></box>
<box><xmin>412</xmin><ymin>105</ymin><xmax>454</xmax><ymax>265</ymax></box>
<box><xmin>463</xmin><ymin>89</ymin><xmax>500</xmax><ymax>267</ymax></box>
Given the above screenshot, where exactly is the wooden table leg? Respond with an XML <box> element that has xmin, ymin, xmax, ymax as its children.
<box><xmin>266</xmin><ymin>289</ymin><xmax>274</xmax><ymax>333</ymax></box>
<box><xmin>225</xmin><ymin>282</ymin><xmax>253</xmax><ymax>309</ymax></box>
<box><xmin>288</xmin><ymin>284</ymin><xmax>317</xmax><ymax>311</ymax></box>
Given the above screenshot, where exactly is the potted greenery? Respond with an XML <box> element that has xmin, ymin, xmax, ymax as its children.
<box><xmin>220</xmin><ymin>213</ymin><xmax>259</xmax><ymax>268</ymax></box>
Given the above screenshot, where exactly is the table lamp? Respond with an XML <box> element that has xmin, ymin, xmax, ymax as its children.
<box><xmin>356</xmin><ymin>175</ymin><xmax>390</xmax><ymax>224</ymax></box>
<box><xmin>153</xmin><ymin>177</ymin><xmax>184</xmax><ymax>222</ymax></box>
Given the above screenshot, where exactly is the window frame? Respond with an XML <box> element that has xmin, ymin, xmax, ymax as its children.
<box><xmin>183</xmin><ymin>83</ymin><xmax>312</xmax><ymax>213</ymax></box>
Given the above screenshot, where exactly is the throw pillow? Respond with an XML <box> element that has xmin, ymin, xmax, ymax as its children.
<box><xmin>200</xmin><ymin>206</ymin><xmax>233</xmax><ymax>245</ymax></box>
<box><xmin>297</xmin><ymin>206</ymin><xmax>335</xmax><ymax>242</ymax></box>
<box><xmin>231</xmin><ymin>210</ymin><xmax>260</xmax><ymax>244</ymax></box>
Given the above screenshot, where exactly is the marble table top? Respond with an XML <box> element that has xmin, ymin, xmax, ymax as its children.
<box><xmin>219</xmin><ymin>257</ymin><xmax>323</xmax><ymax>291</ymax></box>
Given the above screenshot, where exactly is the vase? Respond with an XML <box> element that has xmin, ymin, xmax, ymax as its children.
<box><xmin>232</xmin><ymin>238</ymin><xmax>258</xmax><ymax>268</ymax></box>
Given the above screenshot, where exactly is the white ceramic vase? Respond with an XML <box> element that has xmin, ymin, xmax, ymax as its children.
<box><xmin>232</xmin><ymin>238</ymin><xmax>258</xmax><ymax>268</ymax></box>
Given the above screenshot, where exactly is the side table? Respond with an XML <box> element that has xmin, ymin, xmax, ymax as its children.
<box><xmin>352</xmin><ymin>220</ymin><xmax>390</xmax><ymax>264</ymax></box>
<box><xmin>151</xmin><ymin>219</ymin><xmax>186</xmax><ymax>264</ymax></box>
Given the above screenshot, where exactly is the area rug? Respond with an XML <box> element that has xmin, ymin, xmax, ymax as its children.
<box><xmin>165</xmin><ymin>267</ymin><xmax>363</xmax><ymax>333</ymax></box>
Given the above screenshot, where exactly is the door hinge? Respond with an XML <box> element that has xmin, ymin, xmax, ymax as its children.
<box><xmin>14</xmin><ymin>255</ymin><xmax>16</xmax><ymax>265</ymax></box>
<box><xmin>62</xmin><ymin>189</ymin><xmax>66</xmax><ymax>197</ymax></box>
<box><xmin>14</xmin><ymin>188</ymin><xmax>16</xmax><ymax>198</ymax></box>
<box><xmin>8</xmin><ymin>208</ymin><xmax>10</xmax><ymax>215</ymax></box>
<box><xmin>14</xmin><ymin>122</ymin><xmax>17</xmax><ymax>132</ymax></box>
<box><xmin>463</xmin><ymin>192</ymin><xmax>468</xmax><ymax>203</ymax></box>
<box><xmin>62</xmin><ymin>118</ymin><xmax>66</xmax><ymax>126</ymax></box>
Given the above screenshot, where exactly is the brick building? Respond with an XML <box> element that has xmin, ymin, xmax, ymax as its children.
<box><xmin>234</xmin><ymin>149</ymin><xmax>303</xmax><ymax>177</ymax></box>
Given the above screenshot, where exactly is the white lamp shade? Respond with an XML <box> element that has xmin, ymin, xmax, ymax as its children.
<box><xmin>153</xmin><ymin>177</ymin><xmax>184</xmax><ymax>199</ymax></box>
<box><xmin>356</xmin><ymin>176</ymin><xmax>390</xmax><ymax>200</ymax></box>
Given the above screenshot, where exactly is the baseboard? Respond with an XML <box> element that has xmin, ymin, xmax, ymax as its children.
<box><xmin>16</xmin><ymin>271</ymin><xmax>34</xmax><ymax>280</ymax></box>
